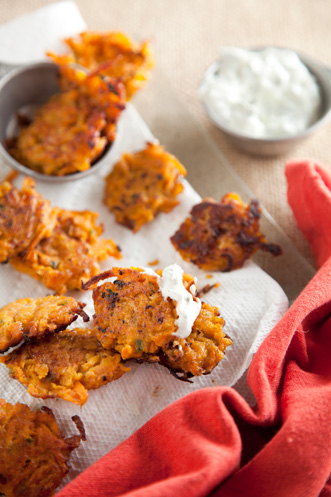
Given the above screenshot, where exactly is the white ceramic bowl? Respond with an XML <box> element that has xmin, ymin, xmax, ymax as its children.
<box><xmin>200</xmin><ymin>48</ymin><xmax>331</xmax><ymax>156</ymax></box>
<box><xmin>0</xmin><ymin>61</ymin><xmax>122</xmax><ymax>181</ymax></box>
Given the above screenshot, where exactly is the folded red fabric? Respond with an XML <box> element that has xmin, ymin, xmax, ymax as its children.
<box><xmin>286</xmin><ymin>159</ymin><xmax>331</xmax><ymax>268</ymax></box>
<box><xmin>57</xmin><ymin>160</ymin><xmax>331</xmax><ymax>497</ymax></box>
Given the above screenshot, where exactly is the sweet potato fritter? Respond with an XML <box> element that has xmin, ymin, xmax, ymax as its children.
<box><xmin>104</xmin><ymin>143</ymin><xmax>187</xmax><ymax>232</ymax></box>
<box><xmin>1</xmin><ymin>178</ymin><xmax>121</xmax><ymax>293</ymax></box>
<box><xmin>161</xmin><ymin>303</ymin><xmax>230</xmax><ymax>377</ymax></box>
<box><xmin>0</xmin><ymin>400</ymin><xmax>84</xmax><ymax>497</ymax></box>
<box><xmin>0</xmin><ymin>295</ymin><xmax>88</xmax><ymax>353</ymax></box>
<box><xmin>0</xmin><ymin>178</ymin><xmax>54</xmax><ymax>263</ymax></box>
<box><xmin>82</xmin><ymin>267</ymin><xmax>231</xmax><ymax>379</ymax></box>
<box><xmin>49</xmin><ymin>30</ymin><xmax>154</xmax><ymax>100</ymax></box>
<box><xmin>7</xmin><ymin>64</ymin><xmax>125</xmax><ymax>176</ymax></box>
<box><xmin>0</xmin><ymin>328</ymin><xmax>129</xmax><ymax>406</ymax></box>
<box><xmin>171</xmin><ymin>193</ymin><xmax>282</xmax><ymax>271</ymax></box>
<box><xmin>11</xmin><ymin>207</ymin><xmax>121</xmax><ymax>294</ymax></box>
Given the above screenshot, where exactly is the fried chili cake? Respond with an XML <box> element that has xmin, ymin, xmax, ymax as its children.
<box><xmin>49</xmin><ymin>30</ymin><xmax>154</xmax><ymax>100</ymax></box>
<box><xmin>0</xmin><ymin>178</ymin><xmax>54</xmax><ymax>263</ymax></box>
<box><xmin>104</xmin><ymin>142</ymin><xmax>187</xmax><ymax>232</ymax></box>
<box><xmin>82</xmin><ymin>266</ymin><xmax>231</xmax><ymax>379</ymax></box>
<box><xmin>0</xmin><ymin>400</ymin><xmax>84</xmax><ymax>497</ymax></box>
<box><xmin>7</xmin><ymin>64</ymin><xmax>125</xmax><ymax>176</ymax></box>
<box><xmin>171</xmin><ymin>193</ymin><xmax>282</xmax><ymax>271</ymax></box>
<box><xmin>0</xmin><ymin>295</ymin><xmax>88</xmax><ymax>353</ymax></box>
<box><xmin>1</xmin><ymin>178</ymin><xmax>121</xmax><ymax>294</ymax></box>
<box><xmin>0</xmin><ymin>328</ymin><xmax>129</xmax><ymax>406</ymax></box>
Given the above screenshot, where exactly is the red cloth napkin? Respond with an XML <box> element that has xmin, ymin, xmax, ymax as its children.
<box><xmin>286</xmin><ymin>159</ymin><xmax>331</xmax><ymax>268</ymax></box>
<box><xmin>57</xmin><ymin>160</ymin><xmax>331</xmax><ymax>497</ymax></box>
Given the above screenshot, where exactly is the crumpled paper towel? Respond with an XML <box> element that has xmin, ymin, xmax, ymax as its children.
<box><xmin>0</xmin><ymin>1</ymin><xmax>289</xmax><ymax>488</ymax></box>
<box><xmin>0</xmin><ymin>1</ymin><xmax>86</xmax><ymax>65</ymax></box>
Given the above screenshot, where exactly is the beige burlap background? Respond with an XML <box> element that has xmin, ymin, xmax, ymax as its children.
<box><xmin>2</xmin><ymin>0</ymin><xmax>330</xmax><ymax>275</ymax></box>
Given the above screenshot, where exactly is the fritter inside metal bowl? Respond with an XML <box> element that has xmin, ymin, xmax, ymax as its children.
<box><xmin>6</xmin><ymin>63</ymin><xmax>125</xmax><ymax>177</ymax></box>
<box><xmin>0</xmin><ymin>399</ymin><xmax>84</xmax><ymax>497</ymax></box>
<box><xmin>171</xmin><ymin>193</ymin><xmax>282</xmax><ymax>271</ymax></box>
<box><xmin>49</xmin><ymin>30</ymin><xmax>154</xmax><ymax>100</ymax></box>
<box><xmin>82</xmin><ymin>266</ymin><xmax>232</xmax><ymax>380</ymax></box>
<box><xmin>104</xmin><ymin>142</ymin><xmax>187</xmax><ymax>232</ymax></box>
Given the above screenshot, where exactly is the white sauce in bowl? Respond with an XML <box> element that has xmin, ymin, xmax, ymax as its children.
<box><xmin>200</xmin><ymin>47</ymin><xmax>322</xmax><ymax>139</ymax></box>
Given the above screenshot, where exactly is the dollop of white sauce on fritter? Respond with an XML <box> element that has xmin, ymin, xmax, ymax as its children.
<box><xmin>141</xmin><ymin>264</ymin><xmax>201</xmax><ymax>338</ymax></box>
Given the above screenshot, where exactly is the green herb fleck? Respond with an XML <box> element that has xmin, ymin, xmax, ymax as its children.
<box><xmin>134</xmin><ymin>339</ymin><xmax>144</xmax><ymax>353</ymax></box>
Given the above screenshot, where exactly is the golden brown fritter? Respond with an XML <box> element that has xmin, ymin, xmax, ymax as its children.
<box><xmin>0</xmin><ymin>178</ymin><xmax>54</xmax><ymax>263</ymax></box>
<box><xmin>0</xmin><ymin>295</ymin><xmax>88</xmax><ymax>353</ymax></box>
<box><xmin>57</xmin><ymin>63</ymin><xmax>125</xmax><ymax>146</ymax></box>
<box><xmin>49</xmin><ymin>30</ymin><xmax>154</xmax><ymax>100</ymax></box>
<box><xmin>7</xmin><ymin>64</ymin><xmax>125</xmax><ymax>176</ymax></box>
<box><xmin>1</xmin><ymin>179</ymin><xmax>121</xmax><ymax>294</ymax></box>
<box><xmin>82</xmin><ymin>267</ymin><xmax>231</xmax><ymax>379</ymax></box>
<box><xmin>0</xmin><ymin>328</ymin><xmax>129</xmax><ymax>406</ymax></box>
<box><xmin>160</xmin><ymin>303</ymin><xmax>231</xmax><ymax>378</ymax></box>
<box><xmin>171</xmin><ymin>193</ymin><xmax>282</xmax><ymax>271</ymax></box>
<box><xmin>104</xmin><ymin>143</ymin><xmax>187</xmax><ymax>232</ymax></box>
<box><xmin>11</xmin><ymin>207</ymin><xmax>121</xmax><ymax>294</ymax></box>
<box><xmin>0</xmin><ymin>399</ymin><xmax>84</xmax><ymax>497</ymax></box>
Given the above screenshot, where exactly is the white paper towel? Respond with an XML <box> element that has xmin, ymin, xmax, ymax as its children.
<box><xmin>0</xmin><ymin>2</ymin><xmax>289</xmax><ymax>488</ymax></box>
<box><xmin>0</xmin><ymin>1</ymin><xmax>86</xmax><ymax>64</ymax></box>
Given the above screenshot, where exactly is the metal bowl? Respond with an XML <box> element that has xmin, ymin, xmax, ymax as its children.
<box><xmin>199</xmin><ymin>48</ymin><xmax>331</xmax><ymax>156</ymax></box>
<box><xmin>0</xmin><ymin>61</ymin><xmax>122</xmax><ymax>182</ymax></box>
